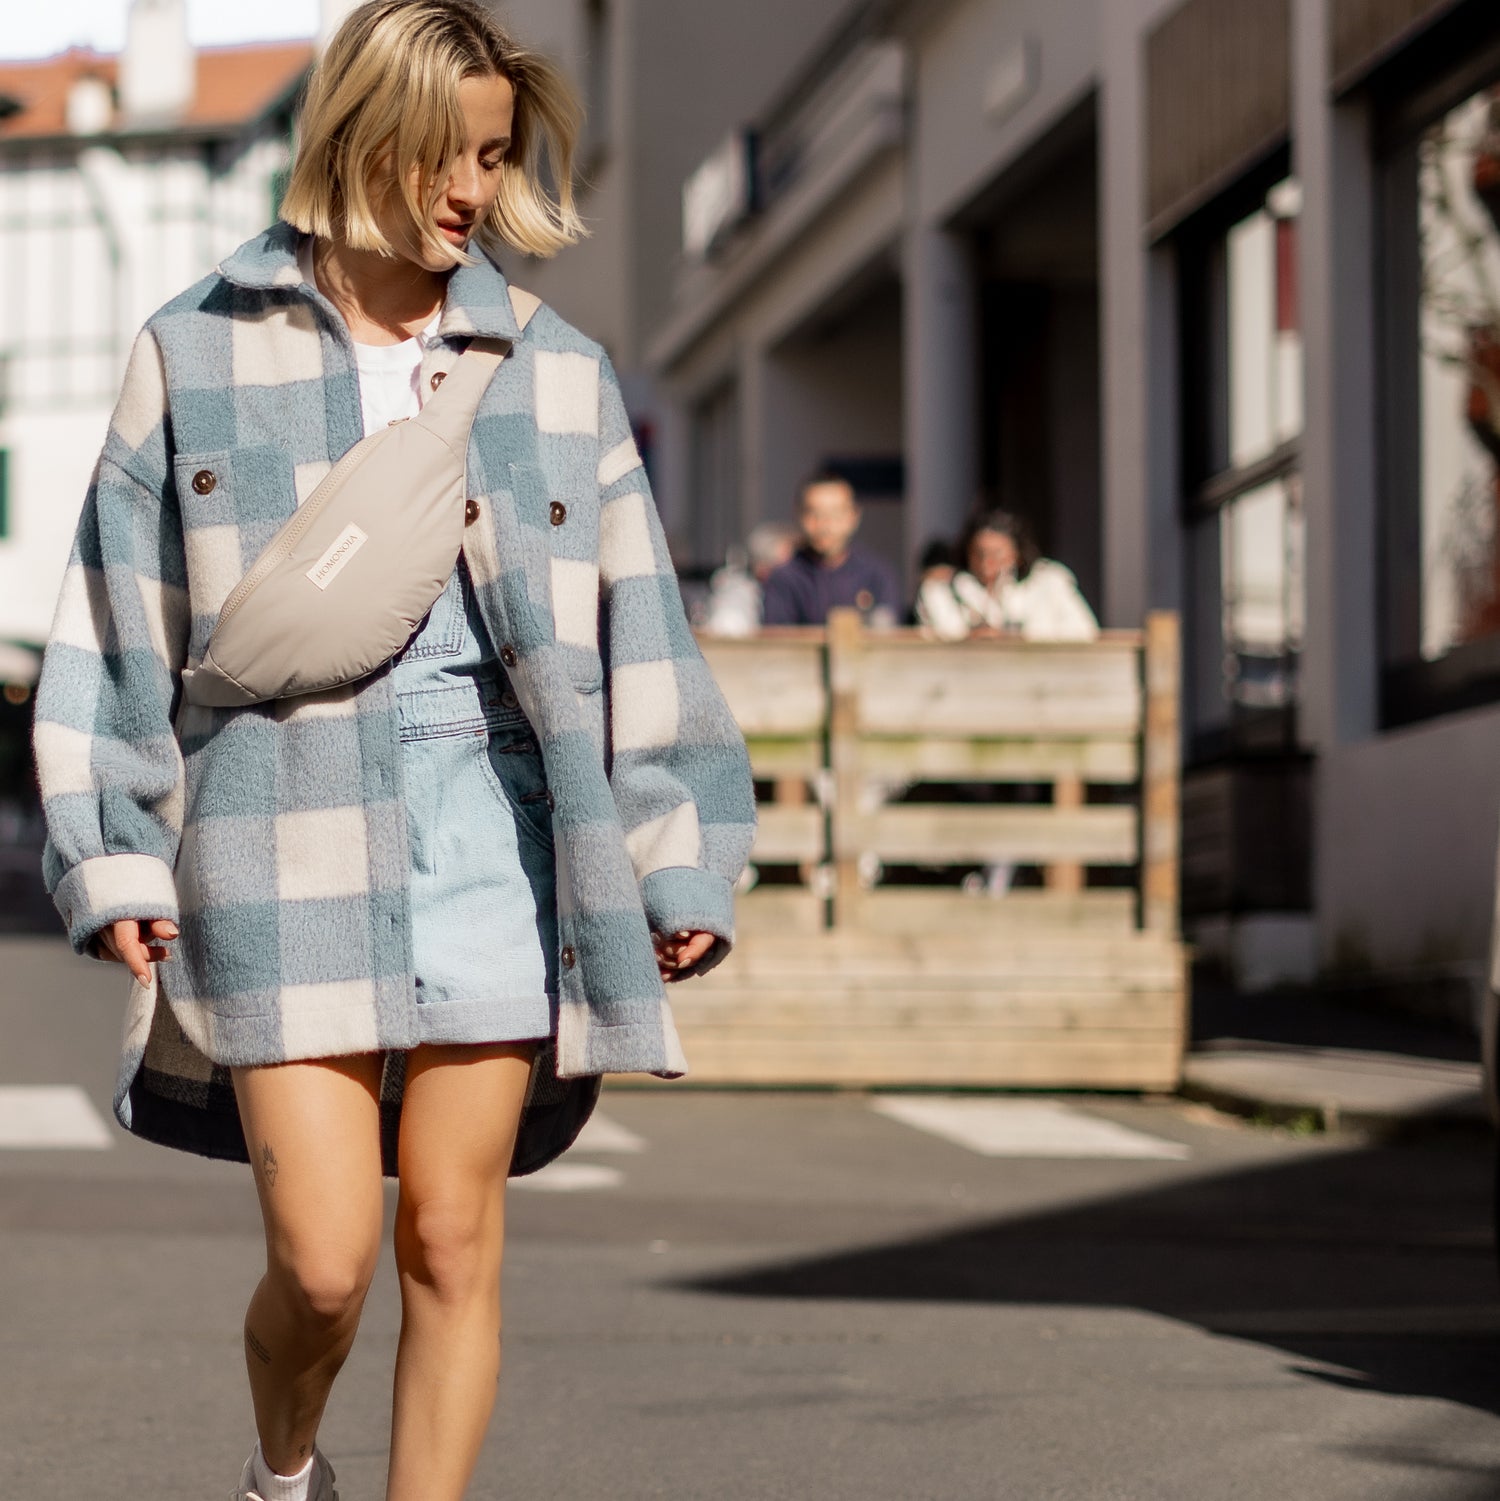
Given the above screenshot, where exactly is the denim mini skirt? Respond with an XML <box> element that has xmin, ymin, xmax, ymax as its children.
<box><xmin>392</xmin><ymin>565</ymin><xmax>559</xmax><ymax>1046</ymax></box>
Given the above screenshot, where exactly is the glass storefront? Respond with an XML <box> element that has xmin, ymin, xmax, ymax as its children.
<box><xmin>1414</xmin><ymin>87</ymin><xmax>1500</xmax><ymax>660</ymax></box>
<box><xmin>1182</xmin><ymin>175</ymin><xmax>1305</xmax><ymax>756</ymax></box>
<box><xmin>1381</xmin><ymin>60</ymin><xmax>1500</xmax><ymax>723</ymax></box>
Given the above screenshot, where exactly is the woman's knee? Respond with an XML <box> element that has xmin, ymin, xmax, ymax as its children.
<box><xmin>393</xmin><ymin>1191</ymin><xmax>503</xmax><ymax>1303</ymax></box>
<box><xmin>268</xmin><ymin>1238</ymin><xmax>378</xmax><ymax>1327</ymax></box>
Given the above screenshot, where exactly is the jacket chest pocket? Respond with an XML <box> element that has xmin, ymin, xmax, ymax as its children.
<box><xmin>174</xmin><ymin>445</ymin><xmax>297</xmax><ymax>645</ymax></box>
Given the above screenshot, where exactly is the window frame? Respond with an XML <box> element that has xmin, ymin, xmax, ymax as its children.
<box><xmin>1175</xmin><ymin>149</ymin><xmax>1306</xmax><ymax>762</ymax></box>
<box><xmin>1373</xmin><ymin>18</ymin><xmax>1500</xmax><ymax>728</ymax></box>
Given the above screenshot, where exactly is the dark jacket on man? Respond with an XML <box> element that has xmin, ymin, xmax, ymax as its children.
<box><xmin>761</xmin><ymin>545</ymin><xmax>901</xmax><ymax>627</ymax></box>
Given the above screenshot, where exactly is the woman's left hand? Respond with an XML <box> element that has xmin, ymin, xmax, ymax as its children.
<box><xmin>652</xmin><ymin>929</ymin><xmax>716</xmax><ymax>981</ymax></box>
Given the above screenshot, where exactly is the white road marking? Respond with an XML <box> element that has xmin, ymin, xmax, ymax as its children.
<box><xmin>0</xmin><ymin>1086</ymin><xmax>113</xmax><ymax>1149</ymax></box>
<box><xmin>572</xmin><ymin>1111</ymin><xmax>645</xmax><ymax>1153</ymax></box>
<box><xmin>871</xmin><ymin>1097</ymin><xmax>1190</xmax><ymax>1160</ymax></box>
<box><xmin>512</xmin><ymin>1162</ymin><xmax>624</xmax><ymax>1193</ymax></box>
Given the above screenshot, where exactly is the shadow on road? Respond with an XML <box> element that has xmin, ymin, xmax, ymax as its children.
<box><xmin>681</xmin><ymin>1132</ymin><xmax>1500</xmax><ymax>1428</ymax></box>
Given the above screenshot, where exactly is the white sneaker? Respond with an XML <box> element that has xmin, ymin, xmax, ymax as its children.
<box><xmin>231</xmin><ymin>1448</ymin><xmax>338</xmax><ymax>1501</ymax></box>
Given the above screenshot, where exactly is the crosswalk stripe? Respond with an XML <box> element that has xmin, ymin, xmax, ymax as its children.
<box><xmin>512</xmin><ymin>1162</ymin><xmax>624</xmax><ymax>1192</ymax></box>
<box><xmin>0</xmin><ymin>1086</ymin><xmax>113</xmax><ymax>1149</ymax></box>
<box><xmin>871</xmin><ymin>1097</ymin><xmax>1190</xmax><ymax>1160</ymax></box>
<box><xmin>573</xmin><ymin>1111</ymin><xmax>645</xmax><ymax>1154</ymax></box>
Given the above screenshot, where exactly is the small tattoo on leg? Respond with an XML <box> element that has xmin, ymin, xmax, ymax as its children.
<box><xmin>260</xmin><ymin>1141</ymin><xmax>279</xmax><ymax>1187</ymax></box>
<box><xmin>245</xmin><ymin>1327</ymin><xmax>273</xmax><ymax>1366</ymax></box>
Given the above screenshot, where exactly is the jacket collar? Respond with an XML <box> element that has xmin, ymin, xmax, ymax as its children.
<box><xmin>217</xmin><ymin>220</ymin><xmax>523</xmax><ymax>343</ymax></box>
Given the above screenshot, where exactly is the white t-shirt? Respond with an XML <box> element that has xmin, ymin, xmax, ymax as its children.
<box><xmin>298</xmin><ymin>238</ymin><xmax>441</xmax><ymax>438</ymax></box>
<box><xmin>916</xmin><ymin>560</ymin><xmax>1100</xmax><ymax>642</ymax></box>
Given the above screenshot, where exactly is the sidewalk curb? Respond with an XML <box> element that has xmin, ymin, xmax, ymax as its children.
<box><xmin>1178</xmin><ymin>1078</ymin><xmax>1487</xmax><ymax>1139</ymax></box>
<box><xmin>1179</xmin><ymin>1049</ymin><xmax>1492</xmax><ymax>1141</ymax></box>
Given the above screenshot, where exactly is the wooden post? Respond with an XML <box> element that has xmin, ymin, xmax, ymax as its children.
<box><xmin>1141</xmin><ymin>611</ymin><xmax>1181</xmax><ymax>936</ymax></box>
<box><xmin>1045</xmin><ymin>773</ymin><xmax>1085</xmax><ymax>895</ymax></box>
<box><xmin>826</xmin><ymin>608</ymin><xmax>865</xmax><ymax>930</ymax></box>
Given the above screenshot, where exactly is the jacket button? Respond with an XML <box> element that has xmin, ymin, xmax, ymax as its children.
<box><xmin>500</xmin><ymin>645</ymin><xmax>518</xmax><ymax>667</ymax></box>
<box><xmin>549</xmin><ymin>501</ymin><xmax>567</xmax><ymax>526</ymax></box>
<box><xmin>192</xmin><ymin>469</ymin><xmax>216</xmax><ymax>495</ymax></box>
<box><xmin>561</xmin><ymin>944</ymin><xmax>576</xmax><ymax>969</ymax></box>
<box><xmin>465</xmin><ymin>498</ymin><xmax>480</xmax><ymax>524</ymax></box>
<box><xmin>501</xmin><ymin>689</ymin><xmax>519</xmax><ymax>709</ymax></box>
<box><xmin>430</xmin><ymin>370</ymin><xmax>447</xmax><ymax>390</ymax></box>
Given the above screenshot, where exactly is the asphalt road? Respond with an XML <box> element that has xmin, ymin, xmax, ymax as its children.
<box><xmin>3</xmin><ymin>934</ymin><xmax>1500</xmax><ymax>1500</ymax></box>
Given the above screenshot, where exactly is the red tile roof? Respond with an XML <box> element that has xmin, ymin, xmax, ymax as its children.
<box><xmin>0</xmin><ymin>39</ymin><xmax>313</xmax><ymax>141</ymax></box>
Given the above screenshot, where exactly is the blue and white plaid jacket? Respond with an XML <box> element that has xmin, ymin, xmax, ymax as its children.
<box><xmin>32</xmin><ymin>222</ymin><xmax>756</xmax><ymax>1174</ymax></box>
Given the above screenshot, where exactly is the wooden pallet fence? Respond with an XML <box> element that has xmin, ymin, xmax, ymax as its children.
<box><xmin>684</xmin><ymin>611</ymin><xmax>1188</xmax><ymax>1090</ymax></box>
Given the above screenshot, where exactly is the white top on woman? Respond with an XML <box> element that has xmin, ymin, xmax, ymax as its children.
<box><xmin>916</xmin><ymin>559</ymin><xmax>1099</xmax><ymax>642</ymax></box>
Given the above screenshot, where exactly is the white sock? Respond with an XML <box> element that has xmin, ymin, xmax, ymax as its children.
<box><xmin>252</xmin><ymin>1442</ymin><xmax>316</xmax><ymax>1501</ymax></box>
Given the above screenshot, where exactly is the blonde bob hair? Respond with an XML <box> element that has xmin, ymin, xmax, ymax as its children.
<box><xmin>280</xmin><ymin>0</ymin><xmax>585</xmax><ymax>264</ymax></box>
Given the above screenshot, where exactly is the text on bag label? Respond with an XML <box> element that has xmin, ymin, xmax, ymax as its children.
<box><xmin>306</xmin><ymin>524</ymin><xmax>369</xmax><ymax>591</ymax></box>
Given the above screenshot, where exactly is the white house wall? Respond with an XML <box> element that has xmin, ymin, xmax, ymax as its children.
<box><xmin>0</xmin><ymin>125</ymin><xmax>292</xmax><ymax>646</ymax></box>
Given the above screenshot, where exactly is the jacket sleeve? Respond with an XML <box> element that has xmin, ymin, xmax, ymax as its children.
<box><xmin>595</xmin><ymin>356</ymin><xmax>756</xmax><ymax>973</ymax></box>
<box><xmin>33</xmin><ymin>328</ymin><xmax>190</xmax><ymax>956</ymax></box>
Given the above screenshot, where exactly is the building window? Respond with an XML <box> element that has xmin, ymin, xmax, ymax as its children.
<box><xmin>1180</xmin><ymin>165</ymin><xmax>1305</xmax><ymax>758</ymax></box>
<box><xmin>1379</xmin><ymin>39</ymin><xmax>1500</xmax><ymax>724</ymax></box>
<box><xmin>690</xmin><ymin>381</ymin><xmax>740</xmax><ymax>571</ymax></box>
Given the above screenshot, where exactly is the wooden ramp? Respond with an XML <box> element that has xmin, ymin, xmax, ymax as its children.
<box><xmin>673</xmin><ymin>611</ymin><xmax>1188</xmax><ymax>1091</ymax></box>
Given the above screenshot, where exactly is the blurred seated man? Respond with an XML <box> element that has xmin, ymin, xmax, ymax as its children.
<box><xmin>701</xmin><ymin>521</ymin><xmax>799</xmax><ymax>636</ymax></box>
<box><xmin>761</xmin><ymin>470</ymin><xmax>900</xmax><ymax>628</ymax></box>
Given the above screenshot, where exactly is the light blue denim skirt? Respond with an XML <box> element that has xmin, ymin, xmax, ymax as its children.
<box><xmin>393</xmin><ymin>566</ymin><xmax>559</xmax><ymax>1046</ymax></box>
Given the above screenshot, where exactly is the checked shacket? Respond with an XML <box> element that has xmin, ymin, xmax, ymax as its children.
<box><xmin>32</xmin><ymin>221</ymin><xmax>755</xmax><ymax>1175</ymax></box>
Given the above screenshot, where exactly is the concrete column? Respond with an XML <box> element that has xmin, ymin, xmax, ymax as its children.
<box><xmin>901</xmin><ymin>221</ymin><xmax>977</xmax><ymax>578</ymax></box>
<box><xmin>1098</xmin><ymin>3</ymin><xmax>1148</xmax><ymax>627</ymax></box>
<box><xmin>737</xmin><ymin>340</ymin><xmax>768</xmax><ymax>545</ymax></box>
<box><xmin>1292</xmin><ymin>0</ymin><xmax>1378</xmax><ymax>752</ymax></box>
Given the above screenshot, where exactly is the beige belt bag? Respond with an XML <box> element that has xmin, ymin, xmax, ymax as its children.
<box><xmin>181</xmin><ymin>287</ymin><xmax>540</xmax><ymax>709</ymax></box>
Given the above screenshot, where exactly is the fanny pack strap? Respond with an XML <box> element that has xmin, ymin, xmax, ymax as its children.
<box><xmin>408</xmin><ymin>283</ymin><xmax>542</xmax><ymax>450</ymax></box>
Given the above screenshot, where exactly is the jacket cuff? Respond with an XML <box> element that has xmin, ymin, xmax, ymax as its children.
<box><xmin>52</xmin><ymin>853</ymin><xmax>179</xmax><ymax>957</ymax></box>
<box><xmin>639</xmin><ymin>867</ymin><xmax>736</xmax><ymax>978</ymax></box>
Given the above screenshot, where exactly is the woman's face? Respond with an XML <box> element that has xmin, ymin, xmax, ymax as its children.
<box><xmin>968</xmin><ymin>528</ymin><xmax>1018</xmax><ymax>589</ymax></box>
<box><xmin>379</xmin><ymin>72</ymin><xmax>516</xmax><ymax>271</ymax></box>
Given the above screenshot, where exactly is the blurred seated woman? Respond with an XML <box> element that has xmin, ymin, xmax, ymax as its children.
<box><xmin>916</xmin><ymin>509</ymin><xmax>1098</xmax><ymax>643</ymax></box>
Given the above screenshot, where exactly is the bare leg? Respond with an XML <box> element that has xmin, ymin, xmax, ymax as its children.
<box><xmin>386</xmin><ymin>1041</ymin><xmax>535</xmax><ymax>1501</ymax></box>
<box><xmin>231</xmin><ymin>1054</ymin><xmax>386</xmax><ymax>1475</ymax></box>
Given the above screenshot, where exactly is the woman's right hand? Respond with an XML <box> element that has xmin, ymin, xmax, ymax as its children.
<box><xmin>98</xmin><ymin>918</ymin><xmax>179</xmax><ymax>987</ymax></box>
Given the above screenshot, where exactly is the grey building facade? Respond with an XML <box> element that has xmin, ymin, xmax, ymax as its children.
<box><xmin>518</xmin><ymin>0</ymin><xmax>1500</xmax><ymax>1008</ymax></box>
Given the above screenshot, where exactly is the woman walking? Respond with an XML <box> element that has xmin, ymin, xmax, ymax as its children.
<box><xmin>31</xmin><ymin>4</ymin><xmax>754</xmax><ymax>1498</ymax></box>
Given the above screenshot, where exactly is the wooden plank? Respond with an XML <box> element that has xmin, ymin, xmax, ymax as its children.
<box><xmin>1142</xmin><ymin>611</ymin><xmax>1181</xmax><ymax>937</ymax></box>
<box><xmin>855</xmin><ymin>641</ymin><xmax>1144</xmax><ymax>737</ymax></box>
<box><xmin>712</xmin><ymin>935</ymin><xmax>1183</xmax><ymax>984</ymax></box>
<box><xmin>1046</xmin><ymin>773</ymin><xmax>1085</xmax><ymax>894</ymax></box>
<box><xmin>827</xmin><ymin>608</ymin><xmax>866</xmax><ymax>926</ymax></box>
<box><xmin>733</xmin><ymin>888</ymin><xmax>827</xmax><ymax>935</ymax></box>
<box><xmin>857</xmin><ymin>736</ymin><xmax>1139</xmax><ymax>783</ymax></box>
<box><xmin>660</xmin><ymin>1029</ymin><xmax>1185</xmax><ymax>1090</ymax></box>
<box><xmin>743</xmin><ymin>737</ymin><xmax>825</xmax><ymax>778</ymax></box>
<box><xmin>671</xmin><ymin>987</ymin><xmax>1183</xmax><ymax>1029</ymax></box>
<box><xmin>699</xmin><ymin>636</ymin><xmax>827</xmax><ymax>735</ymax></box>
<box><xmin>863</xmin><ymin>804</ymin><xmax>1138</xmax><ymax>864</ymax></box>
<box><xmin>851</xmin><ymin>887</ymin><xmax>1137</xmax><ymax>933</ymax></box>
<box><xmin>751</xmin><ymin>805</ymin><xmax>825</xmax><ymax>862</ymax></box>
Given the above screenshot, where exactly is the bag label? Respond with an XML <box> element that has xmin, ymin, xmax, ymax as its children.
<box><xmin>306</xmin><ymin>523</ymin><xmax>369</xmax><ymax>591</ymax></box>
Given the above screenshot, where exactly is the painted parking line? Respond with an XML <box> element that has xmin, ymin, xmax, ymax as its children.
<box><xmin>0</xmin><ymin>1086</ymin><xmax>113</xmax><ymax>1149</ymax></box>
<box><xmin>573</xmin><ymin>1111</ymin><xmax>645</xmax><ymax>1153</ymax></box>
<box><xmin>870</xmin><ymin>1097</ymin><xmax>1190</xmax><ymax>1161</ymax></box>
<box><xmin>512</xmin><ymin>1162</ymin><xmax>624</xmax><ymax>1193</ymax></box>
